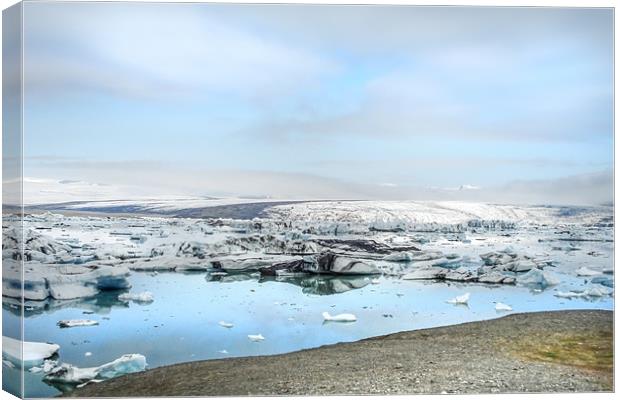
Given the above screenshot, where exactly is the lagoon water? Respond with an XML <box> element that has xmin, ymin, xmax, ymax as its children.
<box><xmin>4</xmin><ymin>267</ymin><xmax>613</xmax><ymax>397</ymax></box>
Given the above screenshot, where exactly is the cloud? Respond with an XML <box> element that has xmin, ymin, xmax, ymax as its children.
<box><xmin>24</xmin><ymin>3</ymin><xmax>339</xmax><ymax>100</ymax></box>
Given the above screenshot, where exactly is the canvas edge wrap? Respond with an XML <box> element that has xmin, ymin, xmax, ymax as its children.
<box><xmin>3</xmin><ymin>1</ymin><xmax>24</xmax><ymax>398</ymax></box>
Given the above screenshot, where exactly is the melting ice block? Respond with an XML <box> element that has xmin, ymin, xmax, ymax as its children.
<box><xmin>447</xmin><ymin>293</ymin><xmax>470</xmax><ymax>305</ymax></box>
<box><xmin>118</xmin><ymin>291</ymin><xmax>154</xmax><ymax>303</ymax></box>
<box><xmin>248</xmin><ymin>334</ymin><xmax>265</xmax><ymax>342</ymax></box>
<box><xmin>322</xmin><ymin>312</ymin><xmax>357</xmax><ymax>322</ymax></box>
<box><xmin>517</xmin><ymin>269</ymin><xmax>559</xmax><ymax>289</ymax></box>
<box><xmin>57</xmin><ymin>319</ymin><xmax>99</xmax><ymax>328</ymax></box>
<box><xmin>2</xmin><ymin>336</ymin><xmax>60</xmax><ymax>367</ymax></box>
<box><xmin>495</xmin><ymin>302</ymin><xmax>513</xmax><ymax>311</ymax></box>
<box><xmin>44</xmin><ymin>354</ymin><xmax>147</xmax><ymax>384</ymax></box>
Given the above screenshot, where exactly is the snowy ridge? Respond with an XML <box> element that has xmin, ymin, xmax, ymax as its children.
<box><xmin>264</xmin><ymin>201</ymin><xmax>611</xmax><ymax>227</ymax></box>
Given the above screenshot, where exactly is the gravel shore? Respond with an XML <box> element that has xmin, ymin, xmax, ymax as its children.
<box><xmin>67</xmin><ymin>309</ymin><xmax>613</xmax><ymax>397</ymax></box>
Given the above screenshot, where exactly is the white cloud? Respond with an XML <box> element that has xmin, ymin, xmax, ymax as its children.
<box><xmin>24</xmin><ymin>3</ymin><xmax>339</xmax><ymax>100</ymax></box>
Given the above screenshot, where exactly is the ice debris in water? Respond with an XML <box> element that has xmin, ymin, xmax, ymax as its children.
<box><xmin>322</xmin><ymin>311</ymin><xmax>357</xmax><ymax>322</ymax></box>
<box><xmin>218</xmin><ymin>321</ymin><xmax>234</xmax><ymax>328</ymax></box>
<box><xmin>2</xmin><ymin>336</ymin><xmax>60</xmax><ymax>366</ymax></box>
<box><xmin>554</xmin><ymin>284</ymin><xmax>614</xmax><ymax>299</ymax></box>
<box><xmin>446</xmin><ymin>293</ymin><xmax>470</xmax><ymax>305</ymax></box>
<box><xmin>118</xmin><ymin>291</ymin><xmax>154</xmax><ymax>303</ymax></box>
<box><xmin>575</xmin><ymin>267</ymin><xmax>602</xmax><ymax>277</ymax></box>
<box><xmin>29</xmin><ymin>359</ymin><xmax>59</xmax><ymax>374</ymax></box>
<box><xmin>57</xmin><ymin>319</ymin><xmax>99</xmax><ymax>328</ymax></box>
<box><xmin>85</xmin><ymin>352</ymin><xmax>92</xmax><ymax>357</ymax></box>
<box><xmin>495</xmin><ymin>302</ymin><xmax>513</xmax><ymax>312</ymax></box>
<box><xmin>517</xmin><ymin>269</ymin><xmax>559</xmax><ymax>289</ymax></box>
<box><xmin>248</xmin><ymin>334</ymin><xmax>265</xmax><ymax>342</ymax></box>
<box><xmin>44</xmin><ymin>354</ymin><xmax>147</xmax><ymax>384</ymax></box>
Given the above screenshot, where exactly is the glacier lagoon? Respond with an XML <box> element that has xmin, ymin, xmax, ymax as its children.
<box><xmin>1</xmin><ymin>200</ymin><xmax>614</xmax><ymax>397</ymax></box>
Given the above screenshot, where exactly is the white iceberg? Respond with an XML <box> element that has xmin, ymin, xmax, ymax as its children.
<box><xmin>517</xmin><ymin>269</ymin><xmax>559</xmax><ymax>289</ymax></box>
<box><xmin>2</xmin><ymin>336</ymin><xmax>60</xmax><ymax>366</ymax></box>
<box><xmin>495</xmin><ymin>302</ymin><xmax>513</xmax><ymax>311</ymax></box>
<box><xmin>248</xmin><ymin>334</ymin><xmax>265</xmax><ymax>342</ymax></box>
<box><xmin>29</xmin><ymin>359</ymin><xmax>59</xmax><ymax>374</ymax></box>
<box><xmin>57</xmin><ymin>319</ymin><xmax>99</xmax><ymax>328</ymax></box>
<box><xmin>44</xmin><ymin>354</ymin><xmax>147</xmax><ymax>384</ymax></box>
<box><xmin>118</xmin><ymin>291</ymin><xmax>154</xmax><ymax>303</ymax></box>
<box><xmin>322</xmin><ymin>311</ymin><xmax>357</xmax><ymax>322</ymax></box>
<box><xmin>575</xmin><ymin>267</ymin><xmax>602</xmax><ymax>277</ymax></box>
<box><xmin>447</xmin><ymin>293</ymin><xmax>470</xmax><ymax>305</ymax></box>
<box><xmin>218</xmin><ymin>321</ymin><xmax>234</xmax><ymax>328</ymax></box>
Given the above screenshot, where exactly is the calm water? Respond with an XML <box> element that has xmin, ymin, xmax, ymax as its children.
<box><xmin>3</xmin><ymin>268</ymin><xmax>613</xmax><ymax>397</ymax></box>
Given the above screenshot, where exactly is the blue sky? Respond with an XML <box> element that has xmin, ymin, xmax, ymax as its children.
<box><xmin>21</xmin><ymin>3</ymin><xmax>613</xmax><ymax>204</ymax></box>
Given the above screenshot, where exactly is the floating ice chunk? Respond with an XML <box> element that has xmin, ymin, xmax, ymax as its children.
<box><xmin>44</xmin><ymin>354</ymin><xmax>147</xmax><ymax>384</ymax></box>
<box><xmin>554</xmin><ymin>291</ymin><xmax>581</xmax><ymax>299</ymax></box>
<box><xmin>218</xmin><ymin>321</ymin><xmax>234</xmax><ymax>328</ymax></box>
<box><xmin>248</xmin><ymin>334</ymin><xmax>265</xmax><ymax>342</ymax></box>
<box><xmin>554</xmin><ymin>285</ymin><xmax>613</xmax><ymax>299</ymax></box>
<box><xmin>517</xmin><ymin>269</ymin><xmax>559</xmax><ymax>289</ymax></box>
<box><xmin>2</xmin><ymin>336</ymin><xmax>60</xmax><ymax>366</ymax></box>
<box><xmin>371</xmin><ymin>279</ymin><xmax>380</xmax><ymax>284</ymax></box>
<box><xmin>85</xmin><ymin>352</ymin><xmax>92</xmax><ymax>357</ymax></box>
<box><xmin>118</xmin><ymin>291</ymin><xmax>154</xmax><ymax>303</ymax></box>
<box><xmin>591</xmin><ymin>276</ymin><xmax>614</xmax><ymax>288</ymax></box>
<box><xmin>575</xmin><ymin>267</ymin><xmax>602</xmax><ymax>277</ymax></box>
<box><xmin>57</xmin><ymin>319</ymin><xmax>99</xmax><ymax>328</ymax></box>
<box><xmin>29</xmin><ymin>359</ymin><xmax>59</xmax><ymax>374</ymax></box>
<box><xmin>322</xmin><ymin>311</ymin><xmax>357</xmax><ymax>322</ymax></box>
<box><xmin>218</xmin><ymin>350</ymin><xmax>229</xmax><ymax>354</ymax></box>
<box><xmin>495</xmin><ymin>302</ymin><xmax>513</xmax><ymax>312</ymax></box>
<box><xmin>584</xmin><ymin>285</ymin><xmax>613</xmax><ymax>297</ymax></box>
<box><xmin>446</xmin><ymin>293</ymin><xmax>470</xmax><ymax>305</ymax></box>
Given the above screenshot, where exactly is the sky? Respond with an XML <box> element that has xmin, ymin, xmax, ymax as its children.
<box><xmin>19</xmin><ymin>3</ymin><xmax>614</xmax><ymax>205</ymax></box>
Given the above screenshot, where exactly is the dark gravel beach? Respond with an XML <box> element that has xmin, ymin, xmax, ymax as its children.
<box><xmin>66</xmin><ymin>309</ymin><xmax>613</xmax><ymax>397</ymax></box>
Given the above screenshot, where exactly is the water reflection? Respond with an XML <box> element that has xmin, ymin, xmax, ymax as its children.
<box><xmin>3</xmin><ymin>291</ymin><xmax>130</xmax><ymax>318</ymax></box>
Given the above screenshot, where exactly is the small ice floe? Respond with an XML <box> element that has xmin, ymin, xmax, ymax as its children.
<box><xmin>218</xmin><ymin>321</ymin><xmax>234</xmax><ymax>328</ymax></box>
<box><xmin>555</xmin><ymin>285</ymin><xmax>614</xmax><ymax>299</ymax></box>
<box><xmin>446</xmin><ymin>293</ymin><xmax>470</xmax><ymax>305</ymax></box>
<box><xmin>371</xmin><ymin>279</ymin><xmax>381</xmax><ymax>285</ymax></box>
<box><xmin>2</xmin><ymin>336</ymin><xmax>60</xmax><ymax>367</ymax></box>
<box><xmin>118</xmin><ymin>291</ymin><xmax>154</xmax><ymax>303</ymax></box>
<box><xmin>85</xmin><ymin>352</ymin><xmax>92</xmax><ymax>357</ymax></box>
<box><xmin>575</xmin><ymin>267</ymin><xmax>602</xmax><ymax>277</ymax></box>
<box><xmin>57</xmin><ymin>319</ymin><xmax>99</xmax><ymax>328</ymax></box>
<box><xmin>43</xmin><ymin>354</ymin><xmax>147</xmax><ymax>384</ymax></box>
<box><xmin>248</xmin><ymin>334</ymin><xmax>265</xmax><ymax>342</ymax></box>
<box><xmin>29</xmin><ymin>359</ymin><xmax>58</xmax><ymax>374</ymax></box>
<box><xmin>517</xmin><ymin>269</ymin><xmax>559</xmax><ymax>289</ymax></box>
<box><xmin>322</xmin><ymin>311</ymin><xmax>357</xmax><ymax>322</ymax></box>
<box><xmin>150</xmin><ymin>271</ymin><xmax>158</xmax><ymax>277</ymax></box>
<box><xmin>218</xmin><ymin>349</ymin><xmax>229</xmax><ymax>354</ymax></box>
<box><xmin>494</xmin><ymin>302</ymin><xmax>513</xmax><ymax>312</ymax></box>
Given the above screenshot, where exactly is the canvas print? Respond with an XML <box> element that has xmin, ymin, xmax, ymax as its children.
<box><xmin>2</xmin><ymin>1</ymin><xmax>614</xmax><ymax>398</ymax></box>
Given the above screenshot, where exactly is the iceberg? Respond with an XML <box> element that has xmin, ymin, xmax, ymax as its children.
<box><xmin>57</xmin><ymin>319</ymin><xmax>99</xmax><ymax>328</ymax></box>
<box><xmin>218</xmin><ymin>321</ymin><xmax>234</xmax><ymax>328</ymax></box>
<box><xmin>2</xmin><ymin>336</ymin><xmax>60</xmax><ymax>367</ymax></box>
<box><xmin>517</xmin><ymin>269</ymin><xmax>560</xmax><ymax>289</ymax></box>
<box><xmin>44</xmin><ymin>354</ymin><xmax>147</xmax><ymax>384</ymax></box>
<box><xmin>447</xmin><ymin>293</ymin><xmax>470</xmax><ymax>305</ymax></box>
<box><xmin>575</xmin><ymin>267</ymin><xmax>602</xmax><ymax>277</ymax></box>
<box><xmin>248</xmin><ymin>334</ymin><xmax>265</xmax><ymax>342</ymax></box>
<box><xmin>118</xmin><ymin>291</ymin><xmax>154</xmax><ymax>303</ymax></box>
<box><xmin>322</xmin><ymin>311</ymin><xmax>357</xmax><ymax>322</ymax></box>
<box><xmin>495</xmin><ymin>302</ymin><xmax>513</xmax><ymax>311</ymax></box>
